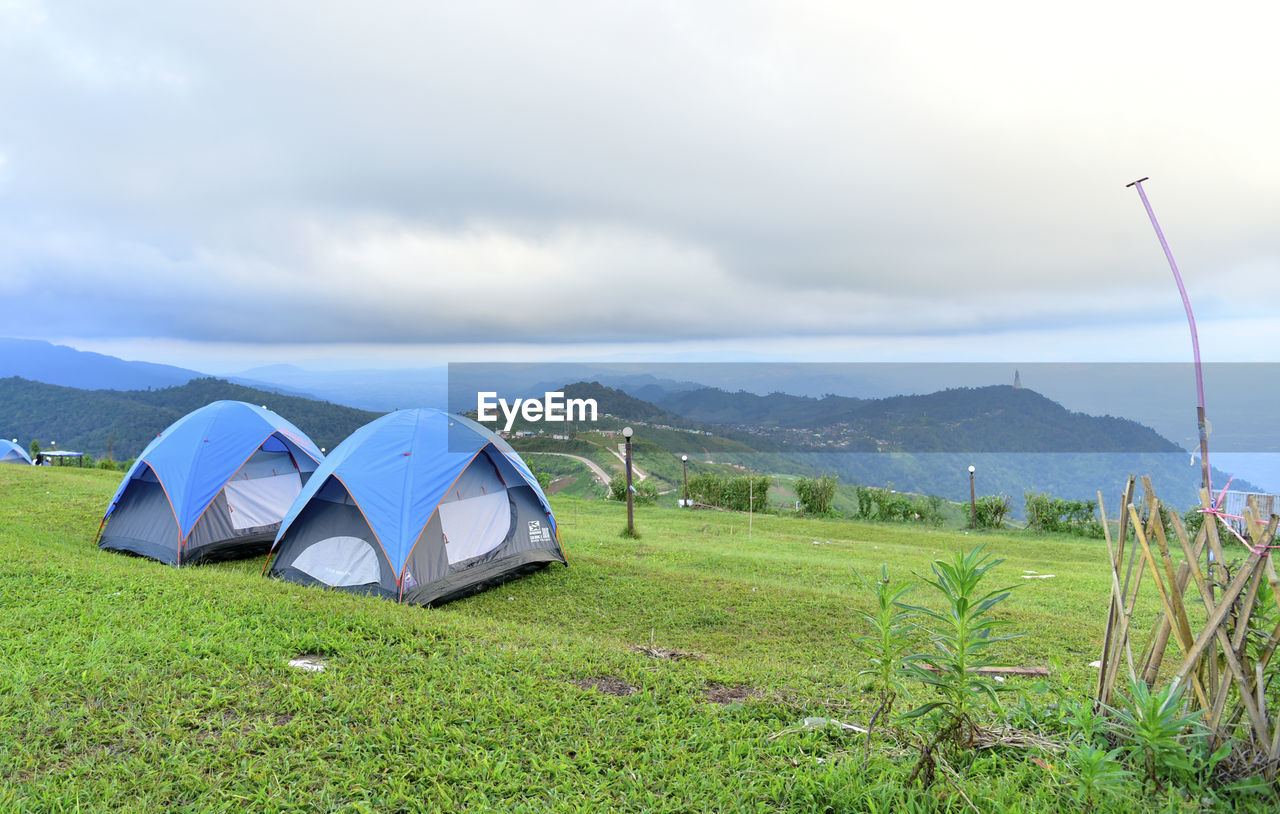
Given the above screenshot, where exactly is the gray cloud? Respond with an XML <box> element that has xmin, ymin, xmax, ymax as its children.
<box><xmin>2</xmin><ymin>1</ymin><xmax>1279</xmax><ymax>348</ymax></box>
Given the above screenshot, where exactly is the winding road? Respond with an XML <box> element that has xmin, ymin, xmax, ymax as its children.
<box><xmin>531</xmin><ymin>451</ymin><xmax>649</xmax><ymax>484</ymax></box>
<box><xmin>532</xmin><ymin>452</ymin><xmax>612</xmax><ymax>485</ymax></box>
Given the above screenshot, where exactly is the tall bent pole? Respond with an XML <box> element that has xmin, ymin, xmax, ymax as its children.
<box><xmin>1126</xmin><ymin>177</ymin><xmax>1211</xmax><ymax>494</ymax></box>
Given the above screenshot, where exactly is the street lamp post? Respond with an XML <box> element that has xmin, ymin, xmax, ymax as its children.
<box><xmin>968</xmin><ymin>465</ymin><xmax>977</xmax><ymax>529</ymax></box>
<box><xmin>623</xmin><ymin>427</ymin><xmax>635</xmax><ymax>535</ymax></box>
<box><xmin>681</xmin><ymin>454</ymin><xmax>689</xmax><ymax>507</ymax></box>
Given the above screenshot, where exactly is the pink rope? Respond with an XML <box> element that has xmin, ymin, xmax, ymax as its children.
<box><xmin>1199</xmin><ymin>477</ymin><xmax>1278</xmax><ymax>555</ymax></box>
<box><xmin>1198</xmin><ymin>507</ymin><xmax>1279</xmax><ymax>556</ymax></box>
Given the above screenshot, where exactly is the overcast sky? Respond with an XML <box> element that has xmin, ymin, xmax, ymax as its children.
<box><xmin>3</xmin><ymin>1</ymin><xmax>1278</xmax><ymax>371</ymax></box>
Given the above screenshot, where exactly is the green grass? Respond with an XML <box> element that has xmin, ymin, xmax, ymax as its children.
<box><xmin>0</xmin><ymin>465</ymin><xmax>1271</xmax><ymax>811</ymax></box>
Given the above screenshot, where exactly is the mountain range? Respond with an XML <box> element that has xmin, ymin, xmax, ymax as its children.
<box><xmin>1</xmin><ymin>337</ymin><xmax>1272</xmax><ymax>504</ymax></box>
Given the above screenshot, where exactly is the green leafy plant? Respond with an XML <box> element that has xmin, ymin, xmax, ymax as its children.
<box><xmin>898</xmin><ymin>545</ymin><xmax>1021</xmax><ymax>749</ymax></box>
<box><xmin>852</xmin><ymin>565</ymin><xmax>917</xmax><ymax>746</ymax></box>
<box><xmin>687</xmin><ymin>472</ymin><xmax>771</xmax><ymax>512</ymax></box>
<box><xmin>850</xmin><ymin>484</ymin><xmax>944</xmax><ymax>526</ymax></box>
<box><xmin>854</xmin><ymin>485</ymin><xmax>875</xmax><ymax>519</ymax></box>
<box><xmin>874</xmin><ymin>489</ymin><xmax>915</xmax><ymax>523</ymax></box>
<box><xmin>1024</xmin><ymin>492</ymin><xmax>1103</xmax><ymax>537</ymax></box>
<box><xmin>1060</xmin><ymin>697</ymin><xmax>1107</xmax><ymax>747</ymax></box>
<box><xmin>795</xmin><ymin>474</ymin><xmax>837</xmax><ymax>515</ymax></box>
<box><xmin>1111</xmin><ymin>679</ymin><xmax>1226</xmax><ymax>793</ymax></box>
<box><xmin>608</xmin><ymin>473</ymin><xmax>657</xmax><ymax>505</ymax></box>
<box><xmin>917</xmin><ymin>494</ymin><xmax>946</xmax><ymax>527</ymax></box>
<box><xmin>1066</xmin><ymin>743</ymin><xmax>1131</xmax><ymax>807</ymax></box>
<box><xmin>972</xmin><ymin>495</ymin><xmax>1011</xmax><ymax>529</ymax></box>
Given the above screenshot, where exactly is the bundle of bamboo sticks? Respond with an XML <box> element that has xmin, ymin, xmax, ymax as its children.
<box><xmin>1095</xmin><ymin>475</ymin><xmax>1280</xmax><ymax>776</ymax></box>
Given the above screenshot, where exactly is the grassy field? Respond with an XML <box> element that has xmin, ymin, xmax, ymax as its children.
<box><xmin>0</xmin><ymin>465</ymin><xmax>1270</xmax><ymax>811</ymax></box>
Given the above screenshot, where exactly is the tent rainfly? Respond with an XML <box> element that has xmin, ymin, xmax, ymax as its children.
<box><xmin>266</xmin><ymin>408</ymin><xmax>564</xmax><ymax>606</ymax></box>
<box><xmin>98</xmin><ymin>401</ymin><xmax>324</xmax><ymax>565</ymax></box>
<box><xmin>1</xmin><ymin>440</ymin><xmax>33</xmax><ymax>465</ymax></box>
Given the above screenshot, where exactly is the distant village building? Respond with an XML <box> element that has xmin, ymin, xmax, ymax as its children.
<box><xmin>1013</xmin><ymin>370</ymin><xmax>1022</xmax><ymax>389</ymax></box>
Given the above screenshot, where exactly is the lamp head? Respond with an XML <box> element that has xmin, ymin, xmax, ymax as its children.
<box><xmin>681</xmin><ymin>454</ymin><xmax>688</xmax><ymax>462</ymax></box>
<box><xmin>968</xmin><ymin>465</ymin><xmax>975</xmax><ymax>474</ymax></box>
<box><xmin>622</xmin><ymin>427</ymin><xmax>633</xmax><ymax>438</ymax></box>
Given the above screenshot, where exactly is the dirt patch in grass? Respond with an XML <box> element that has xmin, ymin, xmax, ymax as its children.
<box><xmin>631</xmin><ymin>644</ymin><xmax>702</xmax><ymax>661</ymax></box>
<box><xmin>545</xmin><ymin>477</ymin><xmax>575</xmax><ymax>496</ymax></box>
<box><xmin>572</xmin><ymin>676</ymin><xmax>638</xmax><ymax>697</ymax></box>
<box><xmin>701</xmin><ymin>683</ymin><xmax>759</xmax><ymax>704</ymax></box>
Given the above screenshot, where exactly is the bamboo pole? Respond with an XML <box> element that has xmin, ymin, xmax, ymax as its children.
<box><xmin>1098</xmin><ymin>479</ymin><xmax>1142</xmax><ymax>705</ymax></box>
<box><xmin>1129</xmin><ymin>503</ymin><xmax>1212</xmax><ymax>709</ymax></box>
<box><xmin>1150</xmin><ymin>505</ymin><xmax>1196</xmax><ymax>667</ymax></box>
<box><xmin>1098</xmin><ymin>490</ymin><xmax>1122</xmax><ymax>704</ymax></box>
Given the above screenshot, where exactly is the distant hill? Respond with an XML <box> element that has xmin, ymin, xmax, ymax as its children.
<box><xmin>0</xmin><ymin>338</ymin><xmax>206</xmax><ymax>391</ymax></box>
<box><xmin>503</xmin><ymin>380</ymin><xmax>1258</xmax><ymax>513</ymax></box>
<box><xmin>0</xmin><ymin>337</ymin><xmax>318</xmax><ymax>399</ymax></box>
<box><xmin>559</xmin><ymin>381</ymin><xmax>693</xmax><ymax>426</ymax></box>
<box><xmin>0</xmin><ymin>377</ymin><xmax>382</xmax><ymax>460</ymax></box>
<box><xmin>232</xmin><ymin>364</ymin><xmax>448</xmax><ymax>411</ymax></box>
<box><xmin>651</xmin><ymin>385</ymin><xmax>1183</xmax><ymax>453</ymax></box>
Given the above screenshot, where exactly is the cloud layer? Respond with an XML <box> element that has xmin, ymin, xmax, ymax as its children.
<box><xmin>3</xmin><ymin>1</ymin><xmax>1278</xmax><ymax>348</ymax></box>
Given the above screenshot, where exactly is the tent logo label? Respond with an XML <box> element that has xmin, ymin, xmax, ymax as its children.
<box><xmin>475</xmin><ymin>391</ymin><xmax>598</xmax><ymax>433</ymax></box>
<box><xmin>528</xmin><ymin>520</ymin><xmax>551</xmax><ymax>542</ymax></box>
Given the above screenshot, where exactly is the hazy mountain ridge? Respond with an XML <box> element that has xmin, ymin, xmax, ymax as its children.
<box><xmin>549</xmin><ymin>380</ymin><xmax>1256</xmax><ymax>511</ymax></box>
<box><xmin>0</xmin><ymin>338</ymin><xmax>318</xmax><ymax>398</ymax></box>
<box><xmin>0</xmin><ymin>338</ymin><xmax>1267</xmax><ymax>507</ymax></box>
<box><xmin>0</xmin><ymin>338</ymin><xmax>205</xmax><ymax>391</ymax></box>
<box><xmin>649</xmin><ymin>384</ymin><xmax>1183</xmax><ymax>453</ymax></box>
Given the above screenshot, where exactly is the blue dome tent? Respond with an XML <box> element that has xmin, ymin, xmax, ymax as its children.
<box><xmin>98</xmin><ymin>401</ymin><xmax>324</xmax><ymax>565</ymax></box>
<box><xmin>1</xmin><ymin>439</ymin><xmax>33</xmax><ymax>465</ymax></box>
<box><xmin>266</xmin><ymin>408</ymin><xmax>564</xmax><ymax>606</ymax></box>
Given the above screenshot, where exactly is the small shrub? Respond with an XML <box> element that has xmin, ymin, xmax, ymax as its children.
<box><xmin>917</xmin><ymin>494</ymin><xmax>946</xmax><ymax>527</ymax></box>
<box><xmin>1025</xmin><ymin>492</ymin><xmax>1102</xmax><ymax>537</ymax></box>
<box><xmin>854</xmin><ymin>485</ymin><xmax>875</xmax><ymax>519</ymax></box>
<box><xmin>875</xmin><ymin>490</ymin><xmax>914</xmax><ymax>523</ymax></box>
<box><xmin>852</xmin><ymin>485</ymin><xmax>943</xmax><ymax>526</ymax></box>
<box><xmin>795</xmin><ymin>474</ymin><xmax>837</xmax><ymax>515</ymax></box>
<box><xmin>608</xmin><ymin>473</ymin><xmax>657</xmax><ymax>505</ymax></box>
<box><xmin>687</xmin><ymin>473</ymin><xmax>770</xmax><ymax>512</ymax></box>
<box><xmin>1066</xmin><ymin>743</ymin><xmax>1132</xmax><ymax>807</ymax></box>
<box><xmin>1111</xmin><ymin>679</ymin><xmax>1225</xmax><ymax>793</ymax></box>
<box><xmin>1182</xmin><ymin>506</ymin><xmax>1206</xmax><ymax>541</ymax></box>
<box><xmin>973</xmin><ymin>495</ymin><xmax>1011</xmax><ymax>529</ymax></box>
